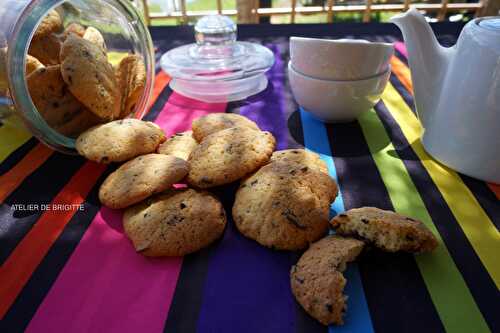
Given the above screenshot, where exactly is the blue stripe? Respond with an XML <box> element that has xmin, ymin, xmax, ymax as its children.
<box><xmin>300</xmin><ymin>109</ymin><xmax>374</xmax><ymax>333</ymax></box>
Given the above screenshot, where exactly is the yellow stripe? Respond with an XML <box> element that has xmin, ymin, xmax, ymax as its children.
<box><xmin>383</xmin><ymin>83</ymin><xmax>500</xmax><ymax>288</ymax></box>
<box><xmin>0</xmin><ymin>113</ymin><xmax>31</xmax><ymax>163</ymax></box>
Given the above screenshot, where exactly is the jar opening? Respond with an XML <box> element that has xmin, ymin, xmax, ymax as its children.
<box><xmin>7</xmin><ymin>0</ymin><xmax>154</xmax><ymax>153</ymax></box>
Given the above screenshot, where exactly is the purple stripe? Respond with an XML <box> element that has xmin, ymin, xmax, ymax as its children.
<box><xmin>195</xmin><ymin>45</ymin><xmax>298</xmax><ymax>333</ymax></box>
<box><xmin>238</xmin><ymin>44</ymin><xmax>289</xmax><ymax>150</ymax></box>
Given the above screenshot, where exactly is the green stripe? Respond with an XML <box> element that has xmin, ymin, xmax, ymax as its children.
<box><xmin>357</xmin><ymin>110</ymin><xmax>490</xmax><ymax>333</ymax></box>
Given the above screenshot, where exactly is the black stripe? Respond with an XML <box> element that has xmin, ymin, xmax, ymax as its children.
<box><xmin>459</xmin><ymin>174</ymin><xmax>500</xmax><ymax>231</ymax></box>
<box><xmin>143</xmin><ymin>85</ymin><xmax>173</xmax><ymax>122</ymax></box>
<box><xmin>389</xmin><ymin>73</ymin><xmax>416</xmax><ymax>115</ymax></box>
<box><xmin>162</xmin><ymin>246</ymin><xmax>217</xmax><ymax>333</ymax></box>
<box><xmin>375</xmin><ymin>101</ymin><xmax>500</xmax><ymax>332</ymax></box>
<box><xmin>287</xmin><ymin>109</ymin><xmax>305</xmax><ymax>148</ymax></box>
<box><xmin>0</xmin><ymin>153</ymin><xmax>86</xmax><ymax>265</ymax></box>
<box><xmin>1</xmin><ymin>170</ymin><xmax>108</xmax><ymax>333</ymax></box>
<box><xmin>325</xmin><ymin>122</ymin><xmax>445</xmax><ymax>333</ymax></box>
<box><xmin>0</xmin><ymin>138</ymin><xmax>38</xmax><ymax>176</ymax></box>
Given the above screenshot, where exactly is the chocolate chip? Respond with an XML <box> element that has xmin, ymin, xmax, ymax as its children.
<box><xmin>201</xmin><ymin>176</ymin><xmax>213</xmax><ymax>184</ymax></box>
<box><xmin>300</xmin><ymin>166</ymin><xmax>308</xmax><ymax>172</ymax></box>
<box><xmin>361</xmin><ymin>218</ymin><xmax>369</xmax><ymax>224</ymax></box>
<box><xmin>180</xmin><ymin>203</ymin><xmax>187</xmax><ymax>209</ymax></box>
<box><xmin>292</xmin><ymin>150</ymin><xmax>299</xmax><ymax>154</ymax></box>
<box><xmin>325</xmin><ymin>303</ymin><xmax>333</xmax><ymax>313</ymax></box>
<box><xmin>250</xmin><ymin>180</ymin><xmax>258</xmax><ymax>186</ymax></box>
<box><xmin>289</xmin><ymin>169</ymin><xmax>296</xmax><ymax>175</ymax></box>
<box><xmin>52</xmin><ymin>102</ymin><xmax>60</xmax><ymax>108</ymax></box>
<box><xmin>143</xmin><ymin>213</ymin><xmax>149</xmax><ymax>218</ymax></box>
<box><xmin>166</xmin><ymin>215</ymin><xmax>185</xmax><ymax>225</ymax></box>
<box><xmin>295</xmin><ymin>276</ymin><xmax>305</xmax><ymax>284</ymax></box>
<box><xmin>406</xmin><ymin>235</ymin><xmax>415</xmax><ymax>241</ymax></box>
<box><xmin>100</xmin><ymin>156</ymin><xmax>109</xmax><ymax>163</ymax></box>
<box><xmin>282</xmin><ymin>209</ymin><xmax>306</xmax><ymax>229</ymax></box>
<box><xmin>339</xmin><ymin>214</ymin><xmax>347</xmax><ymax>217</ymax></box>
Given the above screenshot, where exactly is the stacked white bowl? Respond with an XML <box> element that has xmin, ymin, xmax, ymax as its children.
<box><xmin>288</xmin><ymin>37</ymin><xmax>394</xmax><ymax>123</ymax></box>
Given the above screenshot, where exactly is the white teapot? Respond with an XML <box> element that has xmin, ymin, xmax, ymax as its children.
<box><xmin>391</xmin><ymin>8</ymin><xmax>500</xmax><ymax>184</ymax></box>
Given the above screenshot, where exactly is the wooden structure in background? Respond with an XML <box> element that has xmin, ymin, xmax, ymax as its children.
<box><xmin>140</xmin><ymin>0</ymin><xmax>491</xmax><ymax>25</ymax></box>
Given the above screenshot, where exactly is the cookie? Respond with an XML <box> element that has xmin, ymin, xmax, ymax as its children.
<box><xmin>33</xmin><ymin>10</ymin><xmax>63</xmax><ymax>40</ymax></box>
<box><xmin>123</xmin><ymin>189</ymin><xmax>227</xmax><ymax>256</ymax></box>
<box><xmin>330</xmin><ymin>207</ymin><xmax>438</xmax><ymax>253</ymax></box>
<box><xmin>61</xmin><ymin>23</ymin><xmax>86</xmax><ymax>39</ymax></box>
<box><xmin>232</xmin><ymin>162</ymin><xmax>338</xmax><ymax>250</ymax></box>
<box><xmin>291</xmin><ymin>235</ymin><xmax>365</xmax><ymax>325</ymax></box>
<box><xmin>83</xmin><ymin>26</ymin><xmax>107</xmax><ymax>53</ymax></box>
<box><xmin>28</xmin><ymin>33</ymin><xmax>62</xmax><ymax>66</ymax></box>
<box><xmin>25</xmin><ymin>55</ymin><xmax>44</xmax><ymax>75</ymax></box>
<box><xmin>60</xmin><ymin>34</ymin><xmax>121</xmax><ymax>120</ymax></box>
<box><xmin>99</xmin><ymin>154</ymin><xmax>188</xmax><ymax>209</ymax></box>
<box><xmin>192</xmin><ymin>113</ymin><xmax>260</xmax><ymax>142</ymax></box>
<box><xmin>270</xmin><ymin>149</ymin><xmax>328</xmax><ymax>174</ymax></box>
<box><xmin>187</xmin><ymin>126</ymin><xmax>275</xmax><ymax>188</ymax></box>
<box><xmin>75</xmin><ymin>119</ymin><xmax>166</xmax><ymax>163</ymax></box>
<box><xmin>27</xmin><ymin>65</ymin><xmax>99</xmax><ymax>135</ymax></box>
<box><xmin>158</xmin><ymin>131</ymin><xmax>198</xmax><ymax>161</ymax></box>
<box><xmin>117</xmin><ymin>55</ymin><xmax>146</xmax><ymax>118</ymax></box>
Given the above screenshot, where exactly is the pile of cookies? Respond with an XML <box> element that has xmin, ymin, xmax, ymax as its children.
<box><xmin>23</xmin><ymin>8</ymin><xmax>145</xmax><ymax>137</ymax></box>
<box><xmin>74</xmin><ymin>113</ymin><xmax>438</xmax><ymax>326</ymax></box>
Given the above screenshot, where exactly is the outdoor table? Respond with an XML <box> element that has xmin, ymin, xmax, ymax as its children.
<box><xmin>1</xmin><ymin>23</ymin><xmax>498</xmax><ymax>333</ymax></box>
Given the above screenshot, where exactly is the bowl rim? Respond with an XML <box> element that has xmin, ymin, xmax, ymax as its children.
<box><xmin>289</xmin><ymin>36</ymin><xmax>394</xmax><ymax>49</ymax></box>
<box><xmin>288</xmin><ymin>61</ymin><xmax>391</xmax><ymax>83</ymax></box>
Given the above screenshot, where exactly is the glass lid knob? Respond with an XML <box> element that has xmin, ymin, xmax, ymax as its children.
<box><xmin>195</xmin><ymin>15</ymin><xmax>237</xmax><ymax>47</ymax></box>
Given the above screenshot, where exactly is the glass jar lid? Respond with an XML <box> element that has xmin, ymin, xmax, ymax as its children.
<box><xmin>160</xmin><ymin>15</ymin><xmax>274</xmax><ymax>83</ymax></box>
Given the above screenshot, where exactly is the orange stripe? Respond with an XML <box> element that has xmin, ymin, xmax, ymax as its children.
<box><xmin>149</xmin><ymin>72</ymin><xmax>171</xmax><ymax>108</ymax></box>
<box><xmin>0</xmin><ymin>162</ymin><xmax>106</xmax><ymax>318</ymax></box>
<box><xmin>390</xmin><ymin>56</ymin><xmax>413</xmax><ymax>94</ymax></box>
<box><xmin>487</xmin><ymin>183</ymin><xmax>500</xmax><ymax>199</ymax></box>
<box><xmin>0</xmin><ymin>144</ymin><xmax>53</xmax><ymax>203</ymax></box>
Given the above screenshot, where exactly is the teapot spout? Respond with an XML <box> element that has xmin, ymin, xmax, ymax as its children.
<box><xmin>391</xmin><ymin>8</ymin><xmax>453</xmax><ymax>128</ymax></box>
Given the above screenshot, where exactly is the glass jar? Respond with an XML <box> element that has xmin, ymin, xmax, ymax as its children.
<box><xmin>0</xmin><ymin>0</ymin><xmax>154</xmax><ymax>153</ymax></box>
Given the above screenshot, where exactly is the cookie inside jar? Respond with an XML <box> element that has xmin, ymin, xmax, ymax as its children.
<box><xmin>24</xmin><ymin>0</ymin><xmax>151</xmax><ymax>138</ymax></box>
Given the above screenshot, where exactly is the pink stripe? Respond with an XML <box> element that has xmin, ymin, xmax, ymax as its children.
<box><xmin>27</xmin><ymin>92</ymin><xmax>226</xmax><ymax>333</ymax></box>
<box><xmin>394</xmin><ymin>41</ymin><xmax>408</xmax><ymax>59</ymax></box>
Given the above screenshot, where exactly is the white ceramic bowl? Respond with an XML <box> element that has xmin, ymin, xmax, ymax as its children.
<box><xmin>290</xmin><ymin>37</ymin><xmax>394</xmax><ymax>81</ymax></box>
<box><xmin>288</xmin><ymin>62</ymin><xmax>390</xmax><ymax>123</ymax></box>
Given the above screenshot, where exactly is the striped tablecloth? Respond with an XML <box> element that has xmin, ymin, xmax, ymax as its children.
<box><xmin>1</xmin><ymin>24</ymin><xmax>499</xmax><ymax>333</ymax></box>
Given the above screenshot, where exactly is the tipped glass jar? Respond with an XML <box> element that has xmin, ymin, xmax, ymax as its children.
<box><xmin>0</xmin><ymin>0</ymin><xmax>154</xmax><ymax>153</ymax></box>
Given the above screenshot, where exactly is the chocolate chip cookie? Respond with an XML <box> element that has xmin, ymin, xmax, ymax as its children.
<box><xmin>27</xmin><ymin>65</ymin><xmax>100</xmax><ymax>136</ymax></box>
<box><xmin>330</xmin><ymin>207</ymin><xmax>438</xmax><ymax>253</ymax></box>
<box><xmin>99</xmin><ymin>154</ymin><xmax>188</xmax><ymax>209</ymax></box>
<box><xmin>123</xmin><ymin>188</ymin><xmax>227</xmax><ymax>256</ymax></box>
<box><xmin>117</xmin><ymin>54</ymin><xmax>146</xmax><ymax>118</ymax></box>
<box><xmin>291</xmin><ymin>235</ymin><xmax>365</xmax><ymax>325</ymax></box>
<box><xmin>187</xmin><ymin>126</ymin><xmax>275</xmax><ymax>188</ymax></box>
<box><xmin>192</xmin><ymin>113</ymin><xmax>260</xmax><ymax>142</ymax></box>
<box><xmin>75</xmin><ymin>119</ymin><xmax>166</xmax><ymax>163</ymax></box>
<box><xmin>60</xmin><ymin>34</ymin><xmax>121</xmax><ymax>120</ymax></box>
<box><xmin>232</xmin><ymin>162</ymin><xmax>338</xmax><ymax>250</ymax></box>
